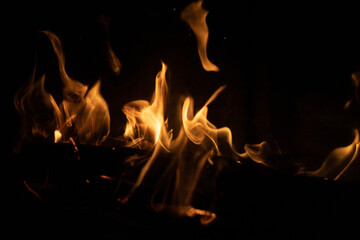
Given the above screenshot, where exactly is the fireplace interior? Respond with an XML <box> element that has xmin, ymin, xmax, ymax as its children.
<box><xmin>4</xmin><ymin>1</ymin><xmax>360</xmax><ymax>239</ymax></box>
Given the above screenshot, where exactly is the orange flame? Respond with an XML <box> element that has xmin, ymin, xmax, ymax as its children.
<box><xmin>305</xmin><ymin>129</ymin><xmax>360</xmax><ymax>180</ymax></box>
<box><xmin>16</xmin><ymin>31</ymin><xmax>110</xmax><ymax>145</ymax></box>
<box><xmin>121</xmin><ymin>62</ymin><xmax>244</xmax><ymax>223</ymax></box>
<box><xmin>14</xmin><ymin>70</ymin><xmax>61</xmax><ymax>142</ymax></box>
<box><xmin>181</xmin><ymin>0</ymin><xmax>219</xmax><ymax>72</ymax></box>
<box><xmin>181</xmin><ymin>86</ymin><xmax>245</xmax><ymax>158</ymax></box>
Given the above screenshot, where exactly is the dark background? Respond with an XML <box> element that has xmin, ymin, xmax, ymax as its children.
<box><xmin>4</xmin><ymin>0</ymin><xmax>360</xmax><ymax>168</ymax></box>
<box><xmin>3</xmin><ymin>1</ymin><xmax>360</xmax><ymax>239</ymax></box>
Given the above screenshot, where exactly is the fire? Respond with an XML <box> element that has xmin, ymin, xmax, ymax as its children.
<box><xmin>304</xmin><ymin>129</ymin><xmax>360</xmax><ymax>180</ymax></box>
<box><xmin>15</xmin><ymin>31</ymin><xmax>110</xmax><ymax>145</ymax></box>
<box><xmin>15</xmin><ymin>4</ymin><xmax>360</xmax><ymax>227</ymax></box>
<box><xmin>14</xmin><ymin>70</ymin><xmax>61</xmax><ymax>142</ymax></box>
<box><xmin>122</xmin><ymin>62</ymin><xmax>169</xmax><ymax>149</ymax></box>
<box><xmin>121</xmin><ymin>62</ymin><xmax>244</xmax><ymax>223</ymax></box>
<box><xmin>43</xmin><ymin>31</ymin><xmax>110</xmax><ymax>145</ymax></box>
<box><xmin>181</xmin><ymin>0</ymin><xmax>220</xmax><ymax>72</ymax></box>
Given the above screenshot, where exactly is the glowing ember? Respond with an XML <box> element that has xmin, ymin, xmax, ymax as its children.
<box><xmin>44</xmin><ymin>31</ymin><xmax>110</xmax><ymax>145</ymax></box>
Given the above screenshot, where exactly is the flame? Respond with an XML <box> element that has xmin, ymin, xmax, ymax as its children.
<box><xmin>16</xmin><ymin>31</ymin><xmax>110</xmax><ymax>145</ymax></box>
<box><xmin>60</xmin><ymin>80</ymin><xmax>110</xmax><ymax>144</ymax></box>
<box><xmin>43</xmin><ymin>31</ymin><xmax>110</xmax><ymax>145</ymax></box>
<box><xmin>121</xmin><ymin>62</ymin><xmax>244</xmax><ymax>223</ymax></box>
<box><xmin>122</xmin><ymin>62</ymin><xmax>169</xmax><ymax>149</ymax></box>
<box><xmin>181</xmin><ymin>0</ymin><xmax>219</xmax><ymax>72</ymax></box>
<box><xmin>98</xmin><ymin>14</ymin><xmax>122</xmax><ymax>75</ymax></box>
<box><xmin>14</xmin><ymin>70</ymin><xmax>61</xmax><ymax>142</ymax></box>
<box><xmin>181</xmin><ymin>86</ymin><xmax>245</xmax><ymax>159</ymax></box>
<box><xmin>345</xmin><ymin>72</ymin><xmax>360</xmax><ymax>109</ymax></box>
<box><xmin>305</xmin><ymin>129</ymin><xmax>360</xmax><ymax>180</ymax></box>
<box><xmin>107</xmin><ymin>46</ymin><xmax>121</xmax><ymax>75</ymax></box>
<box><xmin>54</xmin><ymin>129</ymin><xmax>62</xmax><ymax>143</ymax></box>
<box><xmin>244</xmin><ymin>141</ymin><xmax>272</xmax><ymax>167</ymax></box>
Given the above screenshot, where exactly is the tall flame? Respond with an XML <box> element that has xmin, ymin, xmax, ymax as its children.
<box><xmin>181</xmin><ymin>0</ymin><xmax>220</xmax><ymax>72</ymax></box>
<box><xmin>123</xmin><ymin>62</ymin><xmax>169</xmax><ymax>149</ymax></box>
<box><xmin>121</xmin><ymin>62</ymin><xmax>243</xmax><ymax>222</ymax></box>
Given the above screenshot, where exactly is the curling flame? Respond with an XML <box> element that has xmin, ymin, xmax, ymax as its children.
<box><xmin>122</xmin><ymin>62</ymin><xmax>244</xmax><ymax>224</ymax></box>
<box><xmin>15</xmin><ymin>31</ymin><xmax>110</xmax><ymax>145</ymax></box>
<box><xmin>305</xmin><ymin>129</ymin><xmax>360</xmax><ymax>180</ymax></box>
<box><xmin>43</xmin><ymin>31</ymin><xmax>110</xmax><ymax>145</ymax></box>
<box><xmin>244</xmin><ymin>141</ymin><xmax>272</xmax><ymax>167</ymax></box>
<box><xmin>181</xmin><ymin>0</ymin><xmax>219</xmax><ymax>72</ymax></box>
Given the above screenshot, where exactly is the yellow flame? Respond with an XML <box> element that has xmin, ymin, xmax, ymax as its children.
<box><xmin>123</xmin><ymin>62</ymin><xmax>169</xmax><ymax>149</ymax></box>
<box><xmin>54</xmin><ymin>130</ymin><xmax>62</xmax><ymax>143</ymax></box>
<box><xmin>181</xmin><ymin>0</ymin><xmax>219</xmax><ymax>72</ymax></box>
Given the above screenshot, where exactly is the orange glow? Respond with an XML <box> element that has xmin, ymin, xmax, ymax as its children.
<box><xmin>122</xmin><ymin>62</ymin><xmax>169</xmax><ymax>149</ymax></box>
<box><xmin>181</xmin><ymin>0</ymin><xmax>219</xmax><ymax>72</ymax></box>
